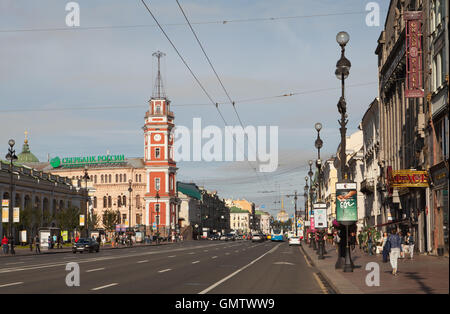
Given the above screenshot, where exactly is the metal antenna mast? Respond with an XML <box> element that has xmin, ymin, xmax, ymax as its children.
<box><xmin>152</xmin><ymin>50</ymin><xmax>166</xmax><ymax>99</ymax></box>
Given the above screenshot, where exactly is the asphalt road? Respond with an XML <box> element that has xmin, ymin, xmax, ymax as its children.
<box><xmin>0</xmin><ymin>240</ymin><xmax>326</xmax><ymax>294</ymax></box>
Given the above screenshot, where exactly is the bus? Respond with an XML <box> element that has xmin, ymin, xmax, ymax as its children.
<box><xmin>271</xmin><ymin>228</ymin><xmax>284</xmax><ymax>242</ymax></box>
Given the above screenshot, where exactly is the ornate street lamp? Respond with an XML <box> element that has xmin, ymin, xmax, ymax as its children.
<box><xmin>314</xmin><ymin>123</ymin><xmax>326</xmax><ymax>259</ymax></box>
<box><xmin>128</xmin><ymin>179</ymin><xmax>133</xmax><ymax>232</ymax></box>
<box><xmin>83</xmin><ymin>166</ymin><xmax>90</xmax><ymax>238</ymax></box>
<box><xmin>5</xmin><ymin>139</ymin><xmax>18</xmax><ymax>254</ymax></box>
<box><xmin>155</xmin><ymin>191</ymin><xmax>160</xmax><ymax>243</ymax></box>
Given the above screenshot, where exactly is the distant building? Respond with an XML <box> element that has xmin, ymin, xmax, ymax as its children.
<box><xmin>276</xmin><ymin>209</ymin><xmax>289</xmax><ymax>222</ymax></box>
<box><xmin>230</xmin><ymin>207</ymin><xmax>250</xmax><ymax>233</ymax></box>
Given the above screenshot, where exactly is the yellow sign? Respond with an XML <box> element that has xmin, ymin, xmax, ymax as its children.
<box><xmin>80</xmin><ymin>215</ymin><xmax>85</xmax><ymax>226</ymax></box>
<box><xmin>2</xmin><ymin>200</ymin><xmax>9</xmax><ymax>207</ymax></box>
<box><xmin>390</xmin><ymin>170</ymin><xmax>428</xmax><ymax>188</ymax></box>
<box><xmin>13</xmin><ymin>207</ymin><xmax>20</xmax><ymax>223</ymax></box>
<box><xmin>2</xmin><ymin>207</ymin><xmax>8</xmax><ymax>223</ymax></box>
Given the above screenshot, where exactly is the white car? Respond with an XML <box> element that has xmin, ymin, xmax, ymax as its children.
<box><xmin>289</xmin><ymin>236</ymin><xmax>301</xmax><ymax>246</ymax></box>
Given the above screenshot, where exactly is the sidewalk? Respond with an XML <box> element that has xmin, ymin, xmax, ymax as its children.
<box><xmin>0</xmin><ymin>241</ymin><xmax>175</xmax><ymax>258</ymax></box>
<box><xmin>302</xmin><ymin>241</ymin><xmax>449</xmax><ymax>294</ymax></box>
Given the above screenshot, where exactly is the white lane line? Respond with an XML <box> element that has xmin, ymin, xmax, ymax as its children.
<box><xmin>192</xmin><ymin>260</ymin><xmax>200</xmax><ymax>264</ymax></box>
<box><xmin>199</xmin><ymin>243</ymin><xmax>282</xmax><ymax>295</ymax></box>
<box><xmin>212</xmin><ymin>256</ymin><xmax>218</xmax><ymax>259</ymax></box>
<box><xmin>137</xmin><ymin>260</ymin><xmax>148</xmax><ymax>263</ymax></box>
<box><xmin>168</xmin><ymin>255</ymin><xmax>176</xmax><ymax>258</ymax></box>
<box><xmin>91</xmin><ymin>283</ymin><xmax>118</xmax><ymax>291</ymax></box>
<box><xmin>158</xmin><ymin>269</ymin><xmax>172</xmax><ymax>273</ymax></box>
<box><xmin>5</xmin><ymin>262</ymin><xmax>24</xmax><ymax>265</ymax></box>
<box><xmin>86</xmin><ymin>268</ymin><xmax>105</xmax><ymax>273</ymax></box>
<box><xmin>0</xmin><ymin>282</ymin><xmax>24</xmax><ymax>288</ymax></box>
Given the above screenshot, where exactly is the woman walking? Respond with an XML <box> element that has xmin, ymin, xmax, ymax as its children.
<box><xmin>381</xmin><ymin>232</ymin><xmax>389</xmax><ymax>263</ymax></box>
<box><xmin>388</xmin><ymin>228</ymin><xmax>402</xmax><ymax>276</ymax></box>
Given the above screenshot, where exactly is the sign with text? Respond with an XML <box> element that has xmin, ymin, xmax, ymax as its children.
<box><xmin>336</xmin><ymin>182</ymin><xmax>358</xmax><ymax>224</ymax></box>
<box><xmin>313</xmin><ymin>203</ymin><xmax>327</xmax><ymax>229</ymax></box>
<box><xmin>13</xmin><ymin>207</ymin><xmax>20</xmax><ymax>223</ymax></box>
<box><xmin>404</xmin><ymin>11</ymin><xmax>424</xmax><ymax>98</ymax></box>
<box><xmin>2</xmin><ymin>199</ymin><xmax>9</xmax><ymax>207</ymax></box>
<box><xmin>50</xmin><ymin>154</ymin><xmax>125</xmax><ymax>168</ymax></box>
<box><xmin>390</xmin><ymin>170</ymin><xmax>429</xmax><ymax>188</ymax></box>
<box><xmin>2</xmin><ymin>207</ymin><xmax>8</xmax><ymax>223</ymax></box>
<box><xmin>79</xmin><ymin>214</ymin><xmax>85</xmax><ymax>226</ymax></box>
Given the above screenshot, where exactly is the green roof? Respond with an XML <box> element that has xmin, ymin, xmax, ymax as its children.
<box><xmin>17</xmin><ymin>141</ymin><xmax>39</xmax><ymax>163</ymax></box>
<box><xmin>177</xmin><ymin>182</ymin><xmax>201</xmax><ymax>200</ymax></box>
<box><xmin>230</xmin><ymin>206</ymin><xmax>248</xmax><ymax>213</ymax></box>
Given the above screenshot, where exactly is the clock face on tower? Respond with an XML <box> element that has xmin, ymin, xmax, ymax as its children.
<box><xmin>153</xmin><ymin>134</ymin><xmax>162</xmax><ymax>142</ymax></box>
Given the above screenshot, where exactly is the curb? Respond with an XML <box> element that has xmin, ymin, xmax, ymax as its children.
<box><xmin>301</xmin><ymin>243</ymin><xmax>364</xmax><ymax>294</ymax></box>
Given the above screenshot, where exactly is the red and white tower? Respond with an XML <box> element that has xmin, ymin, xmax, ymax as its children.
<box><xmin>143</xmin><ymin>51</ymin><xmax>177</xmax><ymax>237</ymax></box>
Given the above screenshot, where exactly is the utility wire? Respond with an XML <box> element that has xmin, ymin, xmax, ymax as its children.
<box><xmin>0</xmin><ymin>11</ymin><xmax>374</xmax><ymax>34</ymax></box>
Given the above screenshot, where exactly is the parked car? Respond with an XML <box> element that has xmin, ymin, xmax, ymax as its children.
<box><xmin>209</xmin><ymin>234</ymin><xmax>220</xmax><ymax>241</ymax></box>
<box><xmin>251</xmin><ymin>234</ymin><xmax>265</xmax><ymax>243</ymax></box>
<box><xmin>224</xmin><ymin>233</ymin><xmax>235</xmax><ymax>241</ymax></box>
<box><xmin>73</xmin><ymin>238</ymin><xmax>100</xmax><ymax>253</ymax></box>
<box><xmin>288</xmin><ymin>236</ymin><xmax>301</xmax><ymax>246</ymax></box>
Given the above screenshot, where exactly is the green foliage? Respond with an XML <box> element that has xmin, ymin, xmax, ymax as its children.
<box><xmin>102</xmin><ymin>209</ymin><xmax>119</xmax><ymax>232</ymax></box>
<box><xmin>56</xmin><ymin>206</ymin><xmax>80</xmax><ymax>231</ymax></box>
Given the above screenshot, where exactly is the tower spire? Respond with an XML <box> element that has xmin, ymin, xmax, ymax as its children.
<box><xmin>152</xmin><ymin>51</ymin><xmax>166</xmax><ymax>99</ymax></box>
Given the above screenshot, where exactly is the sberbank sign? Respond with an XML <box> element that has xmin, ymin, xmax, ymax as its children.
<box><xmin>50</xmin><ymin>155</ymin><xmax>125</xmax><ymax>168</ymax></box>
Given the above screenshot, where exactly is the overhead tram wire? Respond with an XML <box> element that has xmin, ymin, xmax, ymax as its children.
<box><xmin>0</xmin><ymin>10</ymin><xmax>376</xmax><ymax>34</ymax></box>
<box><xmin>175</xmin><ymin>0</ymin><xmax>271</xmax><ymax>188</ymax></box>
<box><xmin>139</xmin><ymin>0</ymin><xmax>268</xmax><ymax>192</ymax></box>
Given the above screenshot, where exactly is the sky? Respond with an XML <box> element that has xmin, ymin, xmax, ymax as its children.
<box><xmin>0</xmin><ymin>0</ymin><xmax>390</xmax><ymax>217</ymax></box>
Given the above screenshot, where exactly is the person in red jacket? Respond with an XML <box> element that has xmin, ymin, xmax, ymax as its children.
<box><xmin>2</xmin><ymin>236</ymin><xmax>9</xmax><ymax>255</ymax></box>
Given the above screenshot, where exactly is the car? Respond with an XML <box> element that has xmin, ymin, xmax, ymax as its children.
<box><xmin>73</xmin><ymin>238</ymin><xmax>100</xmax><ymax>253</ymax></box>
<box><xmin>251</xmin><ymin>234</ymin><xmax>265</xmax><ymax>243</ymax></box>
<box><xmin>219</xmin><ymin>235</ymin><xmax>227</xmax><ymax>241</ymax></box>
<box><xmin>209</xmin><ymin>234</ymin><xmax>220</xmax><ymax>241</ymax></box>
<box><xmin>289</xmin><ymin>236</ymin><xmax>301</xmax><ymax>246</ymax></box>
<box><xmin>225</xmin><ymin>233</ymin><xmax>235</xmax><ymax>241</ymax></box>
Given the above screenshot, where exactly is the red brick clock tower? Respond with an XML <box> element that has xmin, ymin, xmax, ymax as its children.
<box><xmin>144</xmin><ymin>51</ymin><xmax>178</xmax><ymax>237</ymax></box>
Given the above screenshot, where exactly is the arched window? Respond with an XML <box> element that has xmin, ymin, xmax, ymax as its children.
<box><xmin>136</xmin><ymin>174</ymin><xmax>138</xmax><ymax>182</ymax></box>
<box><xmin>136</xmin><ymin>195</ymin><xmax>140</xmax><ymax>208</ymax></box>
<box><xmin>123</xmin><ymin>174</ymin><xmax>126</xmax><ymax>182</ymax></box>
<box><xmin>108</xmin><ymin>196</ymin><xmax>112</xmax><ymax>208</ymax></box>
<box><xmin>93</xmin><ymin>197</ymin><xmax>97</xmax><ymax>208</ymax></box>
<box><xmin>120</xmin><ymin>174</ymin><xmax>122</xmax><ymax>182</ymax></box>
<box><xmin>139</xmin><ymin>174</ymin><xmax>142</xmax><ymax>182</ymax></box>
<box><xmin>94</xmin><ymin>175</ymin><xmax>97</xmax><ymax>184</ymax></box>
<box><xmin>116</xmin><ymin>174</ymin><xmax>118</xmax><ymax>182</ymax></box>
<box><xmin>109</xmin><ymin>174</ymin><xmax>112</xmax><ymax>183</ymax></box>
<box><xmin>123</xmin><ymin>195</ymin><xmax>126</xmax><ymax>207</ymax></box>
<box><xmin>118</xmin><ymin>196</ymin><xmax>122</xmax><ymax>207</ymax></box>
<box><xmin>103</xmin><ymin>196</ymin><xmax>107</xmax><ymax>208</ymax></box>
<box><xmin>101</xmin><ymin>175</ymin><xmax>104</xmax><ymax>183</ymax></box>
<box><xmin>156</xmin><ymin>104</ymin><xmax>161</xmax><ymax>114</ymax></box>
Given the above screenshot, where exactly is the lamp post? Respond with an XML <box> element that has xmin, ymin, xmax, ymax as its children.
<box><xmin>335</xmin><ymin>31</ymin><xmax>354</xmax><ymax>272</ymax></box>
<box><xmin>5</xmin><ymin>139</ymin><xmax>18</xmax><ymax>254</ymax></box>
<box><xmin>83</xmin><ymin>166</ymin><xmax>90</xmax><ymax>238</ymax></box>
<box><xmin>128</xmin><ymin>180</ymin><xmax>133</xmax><ymax>232</ymax></box>
<box><xmin>314</xmin><ymin>122</ymin><xmax>326</xmax><ymax>259</ymax></box>
<box><xmin>155</xmin><ymin>191</ymin><xmax>160</xmax><ymax>244</ymax></box>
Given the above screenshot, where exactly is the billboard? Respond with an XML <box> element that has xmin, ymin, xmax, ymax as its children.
<box><xmin>336</xmin><ymin>182</ymin><xmax>358</xmax><ymax>224</ymax></box>
<box><xmin>313</xmin><ymin>203</ymin><xmax>327</xmax><ymax>229</ymax></box>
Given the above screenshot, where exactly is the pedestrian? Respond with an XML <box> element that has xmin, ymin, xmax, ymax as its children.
<box><xmin>387</xmin><ymin>228</ymin><xmax>402</xmax><ymax>276</ymax></box>
<box><xmin>35</xmin><ymin>235</ymin><xmax>41</xmax><ymax>254</ymax></box>
<box><xmin>358</xmin><ymin>232</ymin><xmax>363</xmax><ymax>250</ymax></box>
<box><xmin>2</xmin><ymin>235</ymin><xmax>9</xmax><ymax>255</ymax></box>
<box><xmin>381</xmin><ymin>232</ymin><xmax>389</xmax><ymax>263</ymax></box>
<box><xmin>350</xmin><ymin>232</ymin><xmax>356</xmax><ymax>251</ymax></box>
<box><xmin>399</xmin><ymin>231</ymin><xmax>405</xmax><ymax>259</ymax></box>
<box><xmin>9</xmin><ymin>236</ymin><xmax>15</xmax><ymax>255</ymax></box>
<box><xmin>96</xmin><ymin>235</ymin><xmax>101</xmax><ymax>247</ymax></box>
<box><xmin>367</xmin><ymin>231</ymin><xmax>373</xmax><ymax>255</ymax></box>
<box><xmin>48</xmin><ymin>235</ymin><xmax>52</xmax><ymax>249</ymax></box>
<box><xmin>406</xmin><ymin>231</ymin><xmax>415</xmax><ymax>259</ymax></box>
<box><xmin>75</xmin><ymin>235</ymin><xmax>79</xmax><ymax>243</ymax></box>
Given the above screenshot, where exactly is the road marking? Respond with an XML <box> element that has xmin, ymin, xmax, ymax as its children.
<box><xmin>199</xmin><ymin>243</ymin><xmax>282</xmax><ymax>294</ymax></box>
<box><xmin>137</xmin><ymin>260</ymin><xmax>148</xmax><ymax>263</ymax></box>
<box><xmin>86</xmin><ymin>268</ymin><xmax>105</xmax><ymax>272</ymax></box>
<box><xmin>91</xmin><ymin>283</ymin><xmax>118</xmax><ymax>291</ymax></box>
<box><xmin>188</xmin><ymin>252</ymin><xmax>195</xmax><ymax>255</ymax></box>
<box><xmin>313</xmin><ymin>273</ymin><xmax>328</xmax><ymax>294</ymax></box>
<box><xmin>212</xmin><ymin>256</ymin><xmax>218</xmax><ymax>259</ymax></box>
<box><xmin>158</xmin><ymin>269</ymin><xmax>172</xmax><ymax>273</ymax></box>
<box><xmin>5</xmin><ymin>262</ymin><xmax>24</xmax><ymax>265</ymax></box>
<box><xmin>168</xmin><ymin>255</ymin><xmax>176</xmax><ymax>258</ymax></box>
<box><xmin>192</xmin><ymin>261</ymin><xmax>200</xmax><ymax>264</ymax></box>
<box><xmin>0</xmin><ymin>282</ymin><xmax>23</xmax><ymax>288</ymax></box>
<box><xmin>273</xmin><ymin>262</ymin><xmax>295</xmax><ymax>265</ymax></box>
<box><xmin>299</xmin><ymin>247</ymin><xmax>312</xmax><ymax>267</ymax></box>
<box><xmin>225</xmin><ymin>253</ymin><xmax>230</xmax><ymax>255</ymax></box>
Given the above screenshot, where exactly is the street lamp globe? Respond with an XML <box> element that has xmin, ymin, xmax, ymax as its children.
<box><xmin>336</xmin><ymin>31</ymin><xmax>349</xmax><ymax>46</ymax></box>
<box><xmin>8</xmin><ymin>139</ymin><xmax>15</xmax><ymax>147</ymax></box>
<box><xmin>308</xmin><ymin>160</ymin><xmax>313</xmax><ymax>166</ymax></box>
<box><xmin>335</xmin><ymin>68</ymin><xmax>349</xmax><ymax>80</ymax></box>
<box><xmin>314</xmin><ymin>122</ymin><xmax>322</xmax><ymax>132</ymax></box>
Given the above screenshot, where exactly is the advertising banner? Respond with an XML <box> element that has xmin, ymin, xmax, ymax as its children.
<box><xmin>2</xmin><ymin>200</ymin><xmax>9</xmax><ymax>207</ymax></box>
<box><xmin>390</xmin><ymin>170</ymin><xmax>428</xmax><ymax>188</ymax></box>
<box><xmin>13</xmin><ymin>207</ymin><xmax>20</xmax><ymax>223</ymax></box>
<box><xmin>2</xmin><ymin>207</ymin><xmax>9</xmax><ymax>223</ymax></box>
<box><xmin>404</xmin><ymin>11</ymin><xmax>424</xmax><ymax>98</ymax></box>
<box><xmin>79</xmin><ymin>215</ymin><xmax>85</xmax><ymax>226</ymax></box>
<box><xmin>313</xmin><ymin>203</ymin><xmax>327</xmax><ymax>229</ymax></box>
<box><xmin>62</xmin><ymin>231</ymin><xmax>69</xmax><ymax>242</ymax></box>
<box><xmin>20</xmin><ymin>230</ymin><xmax>27</xmax><ymax>243</ymax></box>
<box><xmin>310</xmin><ymin>215</ymin><xmax>315</xmax><ymax>232</ymax></box>
<box><xmin>336</xmin><ymin>182</ymin><xmax>358</xmax><ymax>224</ymax></box>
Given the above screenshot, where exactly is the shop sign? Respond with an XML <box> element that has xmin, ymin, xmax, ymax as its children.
<box><xmin>404</xmin><ymin>11</ymin><xmax>424</xmax><ymax>98</ymax></box>
<box><xmin>50</xmin><ymin>154</ymin><xmax>125</xmax><ymax>168</ymax></box>
<box><xmin>429</xmin><ymin>162</ymin><xmax>448</xmax><ymax>188</ymax></box>
<box><xmin>336</xmin><ymin>182</ymin><xmax>358</xmax><ymax>224</ymax></box>
<box><xmin>313</xmin><ymin>203</ymin><xmax>327</xmax><ymax>229</ymax></box>
<box><xmin>390</xmin><ymin>170</ymin><xmax>428</xmax><ymax>188</ymax></box>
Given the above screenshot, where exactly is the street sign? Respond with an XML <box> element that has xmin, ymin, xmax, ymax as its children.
<box><xmin>79</xmin><ymin>215</ymin><xmax>85</xmax><ymax>226</ymax></box>
<box><xmin>13</xmin><ymin>207</ymin><xmax>20</xmax><ymax>223</ymax></box>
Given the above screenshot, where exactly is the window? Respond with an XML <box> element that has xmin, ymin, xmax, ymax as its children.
<box><xmin>101</xmin><ymin>175</ymin><xmax>104</xmax><ymax>183</ymax></box>
<box><xmin>118</xmin><ymin>196</ymin><xmax>122</xmax><ymax>207</ymax></box>
<box><xmin>139</xmin><ymin>174</ymin><xmax>142</xmax><ymax>182</ymax></box>
<box><xmin>109</xmin><ymin>174</ymin><xmax>112</xmax><ymax>183</ymax></box>
<box><xmin>122</xmin><ymin>214</ymin><xmax>127</xmax><ymax>222</ymax></box>
<box><xmin>124</xmin><ymin>174</ymin><xmax>126</xmax><ymax>182</ymax></box>
<box><xmin>170</xmin><ymin>177</ymin><xmax>173</xmax><ymax>191</ymax></box>
<box><xmin>155</xmin><ymin>178</ymin><xmax>160</xmax><ymax>191</ymax></box>
<box><xmin>123</xmin><ymin>195</ymin><xmax>126</xmax><ymax>207</ymax></box>
<box><xmin>108</xmin><ymin>196</ymin><xmax>112</xmax><ymax>208</ymax></box>
<box><xmin>103</xmin><ymin>196</ymin><xmax>107</xmax><ymax>208</ymax></box>
<box><xmin>155</xmin><ymin>148</ymin><xmax>160</xmax><ymax>159</ymax></box>
<box><xmin>136</xmin><ymin>195</ymin><xmax>140</xmax><ymax>208</ymax></box>
<box><xmin>93</xmin><ymin>197</ymin><xmax>97</xmax><ymax>208</ymax></box>
<box><xmin>94</xmin><ymin>175</ymin><xmax>97</xmax><ymax>184</ymax></box>
<box><xmin>116</xmin><ymin>174</ymin><xmax>118</xmax><ymax>182</ymax></box>
<box><xmin>156</xmin><ymin>104</ymin><xmax>161</xmax><ymax>114</ymax></box>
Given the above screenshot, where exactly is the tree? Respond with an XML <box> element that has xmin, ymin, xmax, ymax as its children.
<box><xmin>56</xmin><ymin>206</ymin><xmax>80</xmax><ymax>240</ymax></box>
<box><xmin>102</xmin><ymin>209</ymin><xmax>119</xmax><ymax>233</ymax></box>
<box><xmin>88</xmin><ymin>212</ymin><xmax>100</xmax><ymax>231</ymax></box>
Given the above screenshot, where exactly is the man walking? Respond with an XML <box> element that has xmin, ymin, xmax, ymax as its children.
<box><xmin>406</xmin><ymin>231</ymin><xmax>415</xmax><ymax>259</ymax></box>
<box><xmin>2</xmin><ymin>235</ymin><xmax>9</xmax><ymax>255</ymax></box>
<box><xmin>388</xmin><ymin>228</ymin><xmax>402</xmax><ymax>276</ymax></box>
<box><xmin>35</xmin><ymin>235</ymin><xmax>40</xmax><ymax>254</ymax></box>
